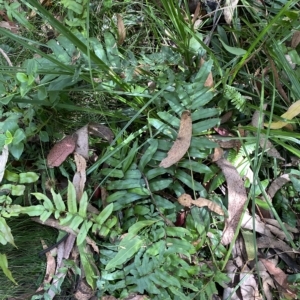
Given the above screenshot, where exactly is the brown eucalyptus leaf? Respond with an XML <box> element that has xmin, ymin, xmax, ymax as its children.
<box><xmin>224</xmin><ymin>0</ymin><xmax>239</xmax><ymax>24</ymax></box>
<box><xmin>260</xmin><ymin>137</ymin><xmax>284</xmax><ymax>161</ymax></box>
<box><xmin>216</xmin><ymin>158</ymin><xmax>247</xmax><ymax>245</ymax></box>
<box><xmin>74</xmin><ymin>278</ymin><xmax>94</xmax><ymax>300</ymax></box>
<box><xmin>73</xmin><ymin>152</ymin><xmax>86</xmax><ymax>201</ymax></box>
<box><xmin>178</xmin><ymin>193</ymin><xmax>224</xmax><ymax>215</ymax></box>
<box><xmin>267</xmin><ymin>174</ymin><xmax>290</xmax><ymax>199</ymax></box>
<box><xmin>117</xmin><ymin>14</ymin><xmax>126</xmax><ymax>45</ymax></box>
<box><xmin>291</xmin><ymin>31</ymin><xmax>300</xmax><ymax>49</ymax></box>
<box><xmin>200</xmin><ymin>57</ymin><xmax>214</xmax><ymax>88</ymax></box>
<box><xmin>159</xmin><ymin>111</ymin><xmax>192</xmax><ymax>168</ymax></box>
<box><xmin>47</xmin><ymin>134</ymin><xmax>77</xmax><ymax>168</ymax></box>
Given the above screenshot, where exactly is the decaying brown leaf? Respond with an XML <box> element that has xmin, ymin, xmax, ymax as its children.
<box><xmin>47</xmin><ymin>134</ymin><xmax>77</xmax><ymax>167</ymax></box>
<box><xmin>260</xmin><ymin>258</ymin><xmax>297</xmax><ymax>299</ymax></box>
<box><xmin>178</xmin><ymin>193</ymin><xmax>224</xmax><ymax>215</ymax></box>
<box><xmin>200</xmin><ymin>58</ymin><xmax>214</xmax><ymax>88</ymax></box>
<box><xmin>74</xmin><ymin>278</ymin><xmax>94</xmax><ymax>300</ymax></box>
<box><xmin>75</xmin><ymin>125</ymin><xmax>89</xmax><ymax>159</ymax></box>
<box><xmin>117</xmin><ymin>14</ymin><xmax>126</xmax><ymax>45</ymax></box>
<box><xmin>216</xmin><ymin>158</ymin><xmax>247</xmax><ymax>245</ymax></box>
<box><xmin>88</xmin><ymin>123</ymin><xmax>114</xmax><ymax>144</ymax></box>
<box><xmin>291</xmin><ymin>31</ymin><xmax>300</xmax><ymax>49</ymax></box>
<box><xmin>159</xmin><ymin>111</ymin><xmax>192</xmax><ymax>168</ymax></box>
<box><xmin>211</xmin><ymin>147</ymin><xmax>223</xmax><ymax>162</ymax></box>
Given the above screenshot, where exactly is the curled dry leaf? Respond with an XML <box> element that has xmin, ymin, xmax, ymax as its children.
<box><xmin>75</xmin><ymin>125</ymin><xmax>89</xmax><ymax>159</ymax></box>
<box><xmin>159</xmin><ymin>111</ymin><xmax>192</xmax><ymax>168</ymax></box>
<box><xmin>267</xmin><ymin>174</ymin><xmax>290</xmax><ymax>199</ymax></box>
<box><xmin>117</xmin><ymin>14</ymin><xmax>126</xmax><ymax>45</ymax></box>
<box><xmin>200</xmin><ymin>58</ymin><xmax>214</xmax><ymax>88</ymax></box>
<box><xmin>216</xmin><ymin>158</ymin><xmax>247</xmax><ymax>245</ymax></box>
<box><xmin>88</xmin><ymin>123</ymin><xmax>114</xmax><ymax>144</ymax></box>
<box><xmin>47</xmin><ymin>134</ymin><xmax>78</xmax><ymax>167</ymax></box>
<box><xmin>178</xmin><ymin>193</ymin><xmax>224</xmax><ymax>215</ymax></box>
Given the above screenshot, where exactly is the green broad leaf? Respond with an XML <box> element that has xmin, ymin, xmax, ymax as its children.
<box><xmin>166</xmin><ymin>227</ymin><xmax>192</xmax><ymax>238</ymax></box>
<box><xmin>175</xmin><ymin>169</ymin><xmax>205</xmax><ymax>192</ymax></box>
<box><xmin>122</xmin><ymin>141</ymin><xmax>138</xmax><ymax>173</ymax></box>
<box><xmin>148</xmin><ymin>118</ymin><xmax>176</xmax><ymax>139</ymax></box>
<box><xmin>39</xmin><ymin>131</ymin><xmax>49</xmax><ymax>142</ymax></box>
<box><xmin>40</xmin><ymin>210</ymin><xmax>52</xmax><ymax>222</ymax></box>
<box><xmin>19</xmin><ymin>172</ymin><xmax>39</xmax><ymax>183</ymax></box>
<box><xmin>9</xmin><ymin>143</ymin><xmax>24</xmax><ymax>160</ymax></box>
<box><xmin>77</xmin><ymin>220</ymin><xmax>93</xmax><ymax>246</ymax></box>
<box><xmin>37</xmin><ymin>86</ymin><xmax>48</xmax><ymax>100</ymax></box>
<box><xmin>138</xmin><ymin>139</ymin><xmax>159</xmax><ymax>172</ymax></box>
<box><xmin>0</xmin><ymin>95</ymin><xmax>13</xmax><ymax>105</ymax></box>
<box><xmin>98</xmin><ymin>225</ymin><xmax>110</xmax><ymax>237</ymax></box>
<box><xmin>78</xmin><ymin>192</ymin><xmax>88</xmax><ymax>218</ymax></box>
<box><xmin>146</xmin><ymin>240</ymin><xmax>165</xmax><ymax>256</ymax></box>
<box><xmin>123</xmin><ymin>169</ymin><xmax>141</xmax><ymax>179</ymax></box>
<box><xmin>127</xmin><ymin>187</ymin><xmax>150</xmax><ymax>196</ymax></box>
<box><xmin>32</xmin><ymin>192</ymin><xmax>54</xmax><ymax>210</ymax></box>
<box><xmin>145</xmin><ymin>168</ymin><xmax>168</xmax><ymax>180</ymax></box>
<box><xmin>67</xmin><ymin>180</ymin><xmax>77</xmax><ymax>214</ymax></box>
<box><xmin>100</xmin><ymin>168</ymin><xmax>124</xmax><ymax>178</ymax></box>
<box><xmin>78</xmin><ymin>242</ymin><xmax>97</xmax><ymax>289</ymax></box>
<box><xmin>16</xmin><ymin>72</ymin><xmax>28</xmax><ymax>83</ymax></box>
<box><xmin>166</xmin><ymin>237</ymin><xmax>196</xmax><ymax>254</ymax></box>
<box><xmin>219</xmin><ymin>38</ymin><xmax>246</xmax><ymax>55</ymax></box>
<box><xmin>95</xmin><ymin>203</ymin><xmax>113</xmax><ymax>226</ymax></box>
<box><xmin>106</xmin><ymin>191</ymin><xmax>127</xmax><ymax>203</ymax></box>
<box><xmin>128</xmin><ymin>220</ymin><xmax>158</xmax><ymax>235</ymax></box>
<box><xmin>154</xmin><ymin>195</ymin><xmax>175</xmax><ymax>209</ymax></box>
<box><xmin>105</xmin><ymin>216</ymin><xmax>118</xmax><ymax>229</ymax></box>
<box><xmin>59</xmin><ymin>212</ymin><xmax>74</xmax><ymax>225</ymax></box>
<box><xmin>192</xmin><ymin>118</ymin><xmax>219</xmax><ymax>134</ymax></box>
<box><xmin>4</xmin><ymin>170</ymin><xmax>19</xmax><ymax>183</ymax></box>
<box><xmin>105</xmin><ymin>236</ymin><xmax>143</xmax><ymax>270</ymax></box>
<box><xmin>190</xmin><ymin>137</ymin><xmax>218</xmax><ymax>149</ymax></box>
<box><xmin>0</xmin><ymin>253</ymin><xmax>17</xmax><ymax>285</ymax></box>
<box><xmin>191</xmin><ymin>108</ymin><xmax>220</xmax><ymax>121</ymax></box>
<box><xmin>69</xmin><ymin>215</ymin><xmax>84</xmax><ymax>231</ymax></box>
<box><xmin>163</xmin><ymin>93</ymin><xmax>186</xmax><ymax>115</ymax></box>
<box><xmin>169</xmin><ymin>286</ymin><xmax>190</xmax><ymax>300</ymax></box>
<box><xmin>91</xmin><ymin>38</ymin><xmax>109</xmax><ymax>64</ymax></box>
<box><xmin>107</xmin><ymin>179</ymin><xmax>143</xmax><ymax>190</ymax></box>
<box><xmin>133</xmin><ymin>205</ymin><xmax>150</xmax><ymax>215</ymax></box>
<box><xmin>104</xmin><ymin>31</ymin><xmax>120</xmax><ymax>67</ymax></box>
<box><xmin>189</xmin><ymin>89</ymin><xmax>213</xmax><ymax>110</ymax></box>
<box><xmin>0</xmin><ymin>217</ymin><xmax>16</xmax><ymax>247</ymax></box>
<box><xmin>12</xmin><ymin>128</ymin><xmax>26</xmax><ymax>145</ymax></box>
<box><xmin>157</xmin><ymin>112</ymin><xmax>180</xmax><ymax>128</ymax></box>
<box><xmin>21</xmin><ymin>205</ymin><xmax>45</xmax><ymax>217</ymax></box>
<box><xmin>51</xmin><ymin>189</ymin><xmax>66</xmax><ymax>211</ymax></box>
<box><xmin>149</xmin><ymin>179</ymin><xmax>172</xmax><ymax>192</ymax></box>
<box><xmin>204</xmin><ymin>280</ymin><xmax>218</xmax><ymax>299</ymax></box>
<box><xmin>11</xmin><ymin>185</ymin><xmax>25</xmax><ymax>196</ymax></box>
<box><xmin>155</xmin><ymin>269</ymin><xmax>180</xmax><ymax>288</ymax></box>
<box><xmin>178</xmin><ymin>160</ymin><xmax>213</xmax><ymax>174</ymax></box>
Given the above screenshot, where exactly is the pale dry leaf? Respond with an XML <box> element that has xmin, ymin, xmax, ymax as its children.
<box><xmin>251</xmin><ymin>104</ymin><xmax>268</xmax><ymax>128</ymax></box>
<box><xmin>224</xmin><ymin>0</ymin><xmax>239</xmax><ymax>24</ymax></box>
<box><xmin>260</xmin><ymin>258</ymin><xmax>297</xmax><ymax>298</ymax></box>
<box><xmin>73</xmin><ymin>152</ymin><xmax>86</xmax><ymax>201</ymax></box>
<box><xmin>268</xmin><ymin>174</ymin><xmax>290</xmax><ymax>199</ymax></box>
<box><xmin>75</xmin><ymin>125</ymin><xmax>89</xmax><ymax>159</ymax></box>
<box><xmin>117</xmin><ymin>14</ymin><xmax>126</xmax><ymax>45</ymax></box>
<box><xmin>259</xmin><ymin>137</ymin><xmax>284</xmax><ymax>160</ymax></box>
<box><xmin>265</xmin><ymin>224</ymin><xmax>293</xmax><ymax>240</ymax></box>
<box><xmin>36</xmin><ymin>239</ymin><xmax>56</xmax><ymax>292</ymax></box>
<box><xmin>216</xmin><ymin>158</ymin><xmax>247</xmax><ymax>245</ymax></box>
<box><xmin>159</xmin><ymin>111</ymin><xmax>192</xmax><ymax>168</ymax></box>
<box><xmin>291</xmin><ymin>31</ymin><xmax>300</xmax><ymax>49</ymax></box>
<box><xmin>178</xmin><ymin>193</ymin><xmax>193</xmax><ymax>207</ymax></box>
<box><xmin>0</xmin><ymin>145</ymin><xmax>9</xmax><ymax>183</ymax></box>
<box><xmin>256</xmin><ymin>260</ymin><xmax>275</xmax><ymax>300</ymax></box>
<box><xmin>0</xmin><ymin>21</ymin><xmax>18</xmax><ymax>33</ymax></box>
<box><xmin>200</xmin><ymin>57</ymin><xmax>214</xmax><ymax>88</ymax></box>
<box><xmin>264</xmin><ymin>218</ymin><xmax>298</xmax><ymax>234</ymax></box>
<box><xmin>47</xmin><ymin>134</ymin><xmax>77</xmax><ymax>167</ymax></box>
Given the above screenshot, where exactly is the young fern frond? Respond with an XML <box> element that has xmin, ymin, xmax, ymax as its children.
<box><xmin>224</xmin><ymin>85</ymin><xmax>248</xmax><ymax>113</ymax></box>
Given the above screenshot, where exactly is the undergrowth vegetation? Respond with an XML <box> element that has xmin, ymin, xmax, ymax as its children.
<box><xmin>0</xmin><ymin>0</ymin><xmax>300</xmax><ymax>299</ymax></box>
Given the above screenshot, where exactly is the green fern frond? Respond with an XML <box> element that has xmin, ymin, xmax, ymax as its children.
<box><xmin>224</xmin><ymin>85</ymin><xmax>248</xmax><ymax>113</ymax></box>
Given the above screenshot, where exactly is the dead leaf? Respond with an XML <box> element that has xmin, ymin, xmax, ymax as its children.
<box><xmin>220</xmin><ymin>111</ymin><xmax>233</xmax><ymax>124</ymax></box>
<box><xmin>268</xmin><ymin>174</ymin><xmax>290</xmax><ymax>199</ymax></box>
<box><xmin>291</xmin><ymin>31</ymin><xmax>300</xmax><ymax>49</ymax></box>
<box><xmin>211</xmin><ymin>147</ymin><xmax>223</xmax><ymax>162</ymax></box>
<box><xmin>216</xmin><ymin>158</ymin><xmax>247</xmax><ymax>245</ymax></box>
<box><xmin>224</xmin><ymin>0</ymin><xmax>239</xmax><ymax>24</ymax></box>
<box><xmin>259</xmin><ymin>137</ymin><xmax>284</xmax><ymax>160</ymax></box>
<box><xmin>74</xmin><ymin>278</ymin><xmax>94</xmax><ymax>300</ymax></box>
<box><xmin>200</xmin><ymin>58</ymin><xmax>214</xmax><ymax>88</ymax></box>
<box><xmin>251</xmin><ymin>104</ymin><xmax>268</xmax><ymax>128</ymax></box>
<box><xmin>36</xmin><ymin>239</ymin><xmax>56</xmax><ymax>292</ymax></box>
<box><xmin>265</xmin><ymin>100</ymin><xmax>300</xmax><ymax>129</ymax></box>
<box><xmin>260</xmin><ymin>258</ymin><xmax>297</xmax><ymax>299</ymax></box>
<box><xmin>0</xmin><ymin>21</ymin><xmax>18</xmax><ymax>33</ymax></box>
<box><xmin>256</xmin><ymin>260</ymin><xmax>275</xmax><ymax>300</ymax></box>
<box><xmin>117</xmin><ymin>14</ymin><xmax>126</xmax><ymax>45</ymax></box>
<box><xmin>178</xmin><ymin>193</ymin><xmax>224</xmax><ymax>215</ymax></box>
<box><xmin>159</xmin><ymin>111</ymin><xmax>192</xmax><ymax>168</ymax></box>
<box><xmin>47</xmin><ymin>134</ymin><xmax>77</xmax><ymax>167</ymax></box>
<box><xmin>88</xmin><ymin>123</ymin><xmax>114</xmax><ymax>144</ymax></box>
<box><xmin>0</xmin><ymin>145</ymin><xmax>9</xmax><ymax>183</ymax></box>
<box><xmin>73</xmin><ymin>153</ymin><xmax>86</xmax><ymax>201</ymax></box>
<box><xmin>75</xmin><ymin>125</ymin><xmax>89</xmax><ymax>159</ymax></box>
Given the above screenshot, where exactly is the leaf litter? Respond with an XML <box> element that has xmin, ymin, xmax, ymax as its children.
<box><xmin>159</xmin><ymin>110</ymin><xmax>192</xmax><ymax>168</ymax></box>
